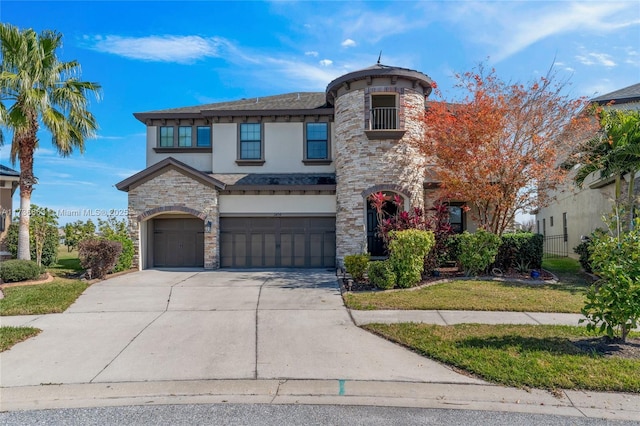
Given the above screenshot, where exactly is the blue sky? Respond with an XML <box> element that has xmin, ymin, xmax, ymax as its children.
<box><xmin>1</xmin><ymin>0</ymin><xmax>639</xmax><ymax>225</ymax></box>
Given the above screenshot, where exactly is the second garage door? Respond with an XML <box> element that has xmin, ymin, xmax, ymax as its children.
<box><xmin>220</xmin><ymin>217</ymin><xmax>335</xmax><ymax>268</ymax></box>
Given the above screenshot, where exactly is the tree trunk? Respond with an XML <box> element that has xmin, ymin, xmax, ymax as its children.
<box><xmin>17</xmin><ymin>190</ymin><xmax>31</xmax><ymax>260</ymax></box>
<box><xmin>627</xmin><ymin>171</ymin><xmax>636</xmax><ymax>232</ymax></box>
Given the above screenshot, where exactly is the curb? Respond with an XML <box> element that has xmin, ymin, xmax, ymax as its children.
<box><xmin>1</xmin><ymin>379</ymin><xmax>638</xmax><ymax>421</ymax></box>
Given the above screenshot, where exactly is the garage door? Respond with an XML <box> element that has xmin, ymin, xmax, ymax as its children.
<box><xmin>153</xmin><ymin>218</ymin><xmax>204</xmax><ymax>267</ymax></box>
<box><xmin>220</xmin><ymin>217</ymin><xmax>335</xmax><ymax>268</ymax></box>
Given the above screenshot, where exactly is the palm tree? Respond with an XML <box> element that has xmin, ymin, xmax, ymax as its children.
<box><xmin>0</xmin><ymin>24</ymin><xmax>100</xmax><ymax>260</ymax></box>
<box><xmin>575</xmin><ymin>109</ymin><xmax>640</xmax><ymax>232</ymax></box>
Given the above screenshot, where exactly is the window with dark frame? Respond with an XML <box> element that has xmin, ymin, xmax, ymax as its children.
<box><xmin>239</xmin><ymin>123</ymin><xmax>261</xmax><ymax>160</ymax></box>
<box><xmin>448</xmin><ymin>205</ymin><xmax>464</xmax><ymax>234</ymax></box>
<box><xmin>159</xmin><ymin>126</ymin><xmax>174</xmax><ymax>147</ymax></box>
<box><xmin>306</xmin><ymin>122</ymin><xmax>328</xmax><ymax>159</ymax></box>
<box><xmin>178</xmin><ymin>126</ymin><xmax>192</xmax><ymax>147</ymax></box>
<box><xmin>550</xmin><ymin>216</ymin><xmax>554</xmax><ymax>227</ymax></box>
<box><xmin>196</xmin><ymin>126</ymin><xmax>211</xmax><ymax>147</ymax></box>
<box><xmin>562</xmin><ymin>212</ymin><xmax>568</xmax><ymax>242</ymax></box>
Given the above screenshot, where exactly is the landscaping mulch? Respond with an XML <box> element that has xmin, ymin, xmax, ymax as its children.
<box><xmin>573</xmin><ymin>336</ymin><xmax>640</xmax><ymax>360</ymax></box>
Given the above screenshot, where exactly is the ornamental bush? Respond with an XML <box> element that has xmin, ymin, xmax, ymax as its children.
<box><xmin>5</xmin><ymin>222</ymin><xmax>59</xmax><ymax>267</ymax></box>
<box><xmin>0</xmin><ymin>259</ymin><xmax>43</xmax><ymax>283</ymax></box>
<box><xmin>78</xmin><ymin>238</ymin><xmax>123</xmax><ymax>279</ymax></box>
<box><xmin>367</xmin><ymin>260</ymin><xmax>396</xmax><ymax>290</ymax></box>
<box><xmin>581</xmin><ymin>219</ymin><xmax>640</xmax><ymax>342</ymax></box>
<box><xmin>493</xmin><ymin>232</ymin><xmax>543</xmax><ymax>271</ymax></box>
<box><xmin>457</xmin><ymin>230</ymin><xmax>502</xmax><ymax>276</ymax></box>
<box><xmin>388</xmin><ymin>229</ymin><xmax>435</xmax><ymax>288</ymax></box>
<box><xmin>344</xmin><ymin>254</ymin><xmax>370</xmax><ymax>282</ymax></box>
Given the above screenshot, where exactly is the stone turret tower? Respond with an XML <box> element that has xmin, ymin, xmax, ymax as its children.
<box><xmin>326</xmin><ymin>64</ymin><xmax>434</xmax><ymax>262</ymax></box>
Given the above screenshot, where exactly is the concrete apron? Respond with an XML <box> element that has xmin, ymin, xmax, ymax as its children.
<box><xmin>0</xmin><ymin>269</ymin><xmax>479</xmax><ymax>387</ymax></box>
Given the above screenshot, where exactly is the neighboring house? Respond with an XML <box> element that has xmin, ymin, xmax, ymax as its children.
<box><xmin>0</xmin><ymin>164</ymin><xmax>20</xmax><ymax>258</ymax></box>
<box><xmin>117</xmin><ymin>64</ymin><xmax>475</xmax><ymax>270</ymax></box>
<box><xmin>535</xmin><ymin>83</ymin><xmax>640</xmax><ymax>258</ymax></box>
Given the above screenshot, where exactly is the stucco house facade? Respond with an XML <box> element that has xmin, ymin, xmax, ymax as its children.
<box><xmin>0</xmin><ymin>164</ymin><xmax>19</xmax><ymax>258</ymax></box>
<box><xmin>117</xmin><ymin>64</ymin><xmax>472</xmax><ymax>270</ymax></box>
<box><xmin>535</xmin><ymin>83</ymin><xmax>640</xmax><ymax>258</ymax></box>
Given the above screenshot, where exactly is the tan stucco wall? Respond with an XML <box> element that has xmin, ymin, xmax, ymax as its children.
<box><xmin>145</xmin><ymin>126</ymin><xmax>214</xmax><ymax>171</ymax></box>
<box><xmin>219</xmin><ymin>194</ymin><xmax>336</xmax><ymax>215</ymax></box>
<box><xmin>127</xmin><ymin>168</ymin><xmax>219</xmax><ymax>269</ymax></box>
<box><xmin>211</xmin><ymin>122</ymin><xmax>335</xmax><ymax>174</ymax></box>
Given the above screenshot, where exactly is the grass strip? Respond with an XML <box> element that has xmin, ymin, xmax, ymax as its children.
<box><xmin>344</xmin><ymin>280</ymin><xmax>587</xmax><ymax>312</ymax></box>
<box><xmin>365</xmin><ymin>323</ymin><xmax>640</xmax><ymax>393</ymax></box>
<box><xmin>0</xmin><ymin>326</ymin><xmax>41</xmax><ymax>352</ymax></box>
<box><xmin>0</xmin><ymin>278</ymin><xmax>89</xmax><ymax>316</ymax></box>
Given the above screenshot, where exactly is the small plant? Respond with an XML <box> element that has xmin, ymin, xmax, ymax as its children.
<box><xmin>515</xmin><ymin>258</ymin><xmax>530</xmax><ymax>274</ymax></box>
<box><xmin>367</xmin><ymin>260</ymin><xmax>396</xmax><ymax>290</ymax></box>
<box><xmin>0</xmin><ymin>259</ymin><xmax>43</xmax><ymax>283</ymax></box>
<box><xmin>457</xmin><ymin>230</ymin><xmax>502</xmax><ymax>277</ymax></box>
<box><xmin>78</xmin><ymin>238</ymin><xmax>123</xmax><ymax>279</ymax></box>
<box><xmin>580</xmin><ymin>218</ymin><xmax>640</xmax><ymax>342</ymax></box>
<box><xmin>388</xmin><ymin>229</ymin><xmax>435</xmax><ymax>288</ymax></box>
<box><xmin>344</xmin><ymin>254</ymin><xmax>370</xmax><ymax>282</ymax></box>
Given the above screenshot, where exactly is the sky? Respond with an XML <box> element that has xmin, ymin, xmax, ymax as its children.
<box><xmin>1</xmin><ymin>0</ymin><xmax>639</xmax><ymax>225</ymax></box>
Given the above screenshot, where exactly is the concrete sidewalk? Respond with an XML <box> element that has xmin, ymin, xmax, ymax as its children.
<box><xmin>1</xmin><ymin>270</ymin><xmax>639</xmax><ymax>421</ymax></box>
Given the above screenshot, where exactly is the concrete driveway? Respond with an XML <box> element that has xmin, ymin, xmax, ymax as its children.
<box><xmin>0</xmin><ymin>270</ymin><xmax>482</xmax><ymax>387</ymax></box>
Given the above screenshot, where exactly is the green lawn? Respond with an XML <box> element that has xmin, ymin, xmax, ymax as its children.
<box><xmin>0</xmin><ymin>326</ymin><xmax>41</xmax><ymax>352</ymax></box>
<box><xmin>0</xmin><ymin>278</ymin><xmax>89</xmax><ymax>316</ymax></box>
<box><xmin>366</xmin><ymin>323</ymin><xmax>640</xmax><ymax>393</ymax></box>
<box><xmin>344</xmin><ymin>280</ymin><xmax>588</xmax><ymax>312</ymax></box>
<box><xmin>344</xmin><ymin>257</ymin><xmax>591</xmax><ymax>312</ymax></box>
<box><xmin>48</xmin><ymin>245</ymin><xmax>83</xmax><ymax>277</ymax></box>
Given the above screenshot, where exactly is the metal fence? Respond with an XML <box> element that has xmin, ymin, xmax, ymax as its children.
<box><xmin>370</xmin><ymin>107</ymin><xmax>398</xmax><ymax>130</ymax></box>
<box><xmin>543</xmin><ymin>234</ymin><xmax>568</xmax><ymax>258</ymax></box>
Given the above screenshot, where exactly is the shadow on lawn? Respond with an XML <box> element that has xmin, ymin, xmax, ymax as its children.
<box><xmin>459</xmin><ymin>335</ymin><xmax>586</xmax><ymax>356</ymax></box>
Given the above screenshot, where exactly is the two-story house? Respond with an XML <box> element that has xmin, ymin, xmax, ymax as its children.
<box><xmin>117</xmin><ymin>64</ymin><xmax>472</xmax><ymax>270</ymax></box>
<box><xmin>535</xmin><ymin>82</ymin><xmax>640</xmax><ymax>258</ymax></box>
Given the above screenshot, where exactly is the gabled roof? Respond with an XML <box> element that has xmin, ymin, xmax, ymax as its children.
<box><xmin>591</xmin><ymin>83</ymin><xmax>640</xmax><ymax>105</ymax></box>
<box><xmin>134</xmin><ymin>92</ymin><xmax>331</xmax><ymax>123</ymax></box>
<box><xmin>115</xmin><ymin>157</ymin><xmax>226</xmax><ymax>192</ymax></box>
<box><xmin>0</xmin><ymin>164</ymin><xmax>19</xmax><ymax>177</ymax></box>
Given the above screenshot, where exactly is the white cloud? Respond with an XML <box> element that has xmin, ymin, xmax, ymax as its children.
<box><xmin>86</xmin><ymin>35</ymin><xmax>230</xmax><ymax>63</ymax></box>
<box><xmin>305</xmin><ymin>51</ymin><xmax>319</xmax><ymax>57</ymax></box>
<box><xmin>341</xmin><ymin>38</ymin><xmax>356</xmax><ymax>48</ymax></box>
<box><xmin>319</xmin><ymin>59</ymin><xmax>333</xmax><ymax>67</ymax></box>
<box><xmin>576</xmin><ymin>52</ymin><xmax>617</xmax><ymax>67</ymax></box>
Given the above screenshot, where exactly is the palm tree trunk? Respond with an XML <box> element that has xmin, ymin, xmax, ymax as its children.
<box><xmin>17</xmin><ymin>191</ymin><xmax>31</xmax><ymax>260</ymax></box>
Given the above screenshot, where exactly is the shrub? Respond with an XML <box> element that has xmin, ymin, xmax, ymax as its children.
<box><xmin>493</xmin><ymin>232</ymin><xmax>543</xmax><ymax>271</ymax></box>
<box><xmin>581</xmin><ymin>219</ymin><xmax>640</xmax><ymax>342</ymax></box>
<box><xmin>98</xmin><ymin>217</ymin><xmax>134</xmax><ymax>272</ymax></box>
<box><xmin>5</xmin><ymin>223</ymin><xmax>59</xmax><ymax>267</ymax></box>
<box><xmin>457</xmin><ymin>230</ymin><xmax>502</xmax><ymax>276</ymax></box>
<box><xmin>388</xmin><ymin>229</ymin><xmax>435</xmax><ymax>288</ymax></box>
<box><xmin>368</xmin><ymin>260</ymin><xmax>396</xmax><ymax>290</ymax></box>
<box><xmin>573</xmin><ymin>241</ymin><xmax>592</xmax><ymax>273</ymax></box>
<box><xmin>0</xmin><ymin>259</ymin><xmax>43</xmax><ymax>283</ymax></box>
<box><xmin>344</xmin><ymin>254</ymin><xmax>370</xmax><ymax>282</ymax></box>
<box><xmin>78</xmin><ymin>239</ymin><xmax>123</xmax><ymax>279</ymax></box>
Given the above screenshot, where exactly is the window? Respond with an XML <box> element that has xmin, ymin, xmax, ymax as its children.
<box><xmin>448</xmin><ymin>205</ymin><xmax>464</xmax><ymax>234</ymax></box>
<box><xmin>239</xmin><ymin>123</ymin><xmax>261</xmax><ymax>160</ymax></box>
<box><xmin>196</xmin><ymin>126</ymin><xmax>211</xmax><ymax>147</ymax></box>
<box><xmin>550</xmin><ymin>216</ymin><xmax>554</xmax><ymax>227</ymax></box>
<box><xmin>370</xmin><ymin>94</ymin><xmax>397</xmax><ymax>130</ymax></box>
<box><xmin>305</xmin><ymin>123</ymin><xmax>328</xmax><ymax>160</ymax></box>
<box><xmin>178</xmin><ymin>126</ymin><xmax>192</xmax><ymax>147</ymax></box>
<box><xmin>159</xmin><ymin>126</ymin><xmax>174</xmax><ymax>147</ymax></box>
<box><xmin>542</xmin><ymin>218</ymin><xmax>546</xmax><ymax>236</ymax></box>
<box><xmin>562</xmin><ymin>213</ymin><xmax>568</xmax><ymax>242</ymax></box>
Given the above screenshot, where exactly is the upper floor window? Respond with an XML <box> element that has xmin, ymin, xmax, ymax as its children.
<box><xmin>178</xmin><ymin>126</ymin><xmax>192</xmax><ymax>147</ymax></box>
<box><xmin>370</xmin><ymin>94</ymin><xmax>398</xmax><ymax>130</ymax></box>
<box><xmin>239</xmin><ymin>123</ymin><xmax>262</xmax><ymax>160</ymax></box>
<box><xmin>156</xmin><ymin>125</ymin><xmax>211</xmax><ymax>150</ymax></box>
<box><xmin>159</xmin><ymin>126</ymin><xmax>174</xmax><ymax>147</ymax></box>
<box><xmin>305</xmin><ymin>123</ymin><xmax>328</xmax><ymax>160</ymax></box>
<box><xmin>196</xmin><ymin>126</ymin><xmax>211</xmax><ymax>147</ymax></box>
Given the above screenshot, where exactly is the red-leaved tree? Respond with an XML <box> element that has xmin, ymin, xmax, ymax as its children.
<box><xmin>418</xmin><ymin>65</ymin><xmax>596</xmax><ymax>235</ymax></box>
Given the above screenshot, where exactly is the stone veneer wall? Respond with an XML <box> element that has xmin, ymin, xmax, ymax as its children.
<box><xmin>334</xmin><ymin>87</ymin><xmax>427</xmax><ymax>262</ymax></box>
<box><xmin>127</xmin><ymin>168</ymin><xmax>219</xmax><ymax>269</ymax></box>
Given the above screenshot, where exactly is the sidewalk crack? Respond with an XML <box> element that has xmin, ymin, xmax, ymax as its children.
<box><xmin>89</xmin><ymin>311</ymin><xmax>165</xmax><ymax>383</ymax></box>
<box><xmin>255</xmin><ymin>277</ymin><xmax>270</xmax><ymax>380</ymax></box>
<box><xmin>563</xmin><ymin>390</ymin><xmax>589</xmax><ymax>417</ymax></box>
<box><xmin>524</xmin><ymin>312</ymin><xmax>542</xmax><ymax>325</ymax></box>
